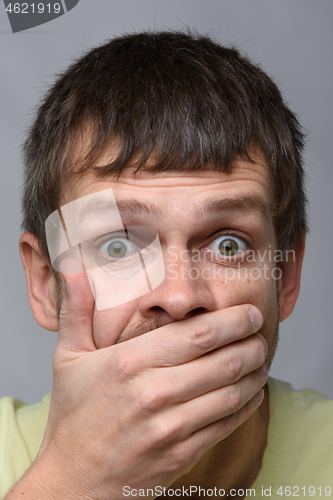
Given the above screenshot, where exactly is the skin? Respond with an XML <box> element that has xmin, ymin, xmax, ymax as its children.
<box><xmin>12</xmin><ymin>153</ymin><xmax>304</xmax><ymax>499</ymax></box>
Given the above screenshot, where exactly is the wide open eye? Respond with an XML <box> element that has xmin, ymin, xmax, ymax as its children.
<box><xmin>99</xmin><ymin>237</ymin><xmax>139</xmax><ymax>260</ymax></box>
<box><xmin>207</xmin><ymin>235</ymin><xmax>248</xmax><ymax>257</ymax></box>
<box><xmin>80</xmin><ymin>226</ymin><xmax>159</xmax><ymax>271</ymax></box>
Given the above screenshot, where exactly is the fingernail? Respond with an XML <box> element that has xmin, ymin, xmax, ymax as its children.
<box><xmin>260</xmin><ymin>364</ymin><xmax>268</xmax><ymax>380</ymax></box>
<box><xmin>257</xmin><ymin>333</ymin><xmax>268</xmax><ymax>355</ymax></box>
<box><xmin>249</xmin><ymin>307</ymin><xmax>263</xmax><ymax>331</ymax></box>
<box><xmin>256</xmin><ymin>388</ymin><xmax>264</xmax><ymax>404</ymax></box>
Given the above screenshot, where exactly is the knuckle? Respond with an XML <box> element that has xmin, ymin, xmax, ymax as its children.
<box><xmin>225</xmin><ymin>385</ymin><xmax>242</xmax><ymax>411</ymax></box>
<box><xmin>222</xmin><ymin>412</ymin><xmax>237</xmax><ymax>437</ymax></box>
<box><xmin>158</xmin><ymin>440</ymin><xmax>194</xmax><ymax>475</ymax></box>
<box><xmin>112</xmin><ymin>350</ymin><xmax>136</xmax><ymax>382</ymax></box>
<box><xmin>223</xmin><ymin>351</ymin><xmax>242</xmax><ymax>382</ymax></box>
<box><xmin>254</xmin><ymin>335</ymin><xmax>268</xmax><ymax>364</ymax></box>
<box><xmin>243</xmin><ymin>397</ymin><xmax>256</xmax><ymax>419</ymax></box>
<box><xmin>152</xmin><ymin>419</ymin><xmax>182</xmax><ymax>448</ymax></box>
<box><xmin>255</xmin><ymin>366</ymin><xmax>267</xmax><ymax>387</ymax></box>
<box><xmin>171</xmin><ymin>442</ymin><xmax>193</xmax><ymax>471</ymax></box>
<box><xmin>191</xmin><ymin>321</ymin><xmax>216</xmax><ymax>351</ymax></box>
<box><xmin>139</xmin><ymin>386</ymin><xmax>168</xmax><ymax>413</ymax></box>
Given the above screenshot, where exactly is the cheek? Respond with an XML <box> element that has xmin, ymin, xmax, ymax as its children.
<box><xmin>210</xmin><ymin>266</ymin><xmax>280</xmax><ymax>369</ymax></box>
<box><xmin>211</xmin><ymin>266</ymin><xmax>278</xmax><ymax>316</ymax></box>
<box><xmin>92</xmin><ymin>302</ymin><xmax>138</xmax><ymax>348</ymax></box>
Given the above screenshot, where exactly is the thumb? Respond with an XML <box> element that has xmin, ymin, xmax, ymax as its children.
<box><xmin>58</xmin><ymin>271</ymin><xmax>96</xmax><ymax>353</ymax></box>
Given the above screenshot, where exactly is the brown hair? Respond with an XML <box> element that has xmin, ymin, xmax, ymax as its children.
<box><xmin>22</xmin><ymin>30</ymin><xmax>307</xmax><ymax>259</ymax></box>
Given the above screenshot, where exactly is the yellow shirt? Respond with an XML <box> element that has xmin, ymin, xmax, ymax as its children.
<box><xmin>0</xmin><ymin>393</ymin><xmax>50</xmax><ymax>498</ymax></box>
<box><xmin>251</xmin><ymin>378</ymin><xmax>333</xmax><ymax>498</ymax></box>
<box><xmin>0</xmin><ymin>379</ymin><xmax>332</xmax><ymax>498</ymax></box>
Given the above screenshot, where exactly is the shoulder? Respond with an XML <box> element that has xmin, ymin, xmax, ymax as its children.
<box><xmin>263</xmin><ymin>378</ymin><xmax>333</xmax><ymax>487</ymax></box>
<box><xmin>268</xmin><ymin>376</ymin><xmax>333</xmax><ymax>430</ymax></box>
<box><xmin>0</xmin><ymin>394</ymin><xmax>50</xmax><ymax>499</ymax></box>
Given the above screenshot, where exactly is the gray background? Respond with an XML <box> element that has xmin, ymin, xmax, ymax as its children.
<box><xmin>0</xmin><ymin>0</ymin><xmax>332</xmax><ymax>404</ymax></box>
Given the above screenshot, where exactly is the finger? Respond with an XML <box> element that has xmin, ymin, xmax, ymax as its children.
<box><xmin>143</xmin><ymin>372</ymin><xmax>265</xmax><ymax>463</ymax></box>
<box><xmin>137</xmin><ymin>333</ymin><xmax>268</xmax><ymax>405</ymax></box>
<box><xmin>177</xmin><ymin>367</ymin><xmax>267</xmax><ymax>436</ymax></box>
<box><xmin>187</xmin><ymin>388</ymin><xmax>265</xmax><ymax>460</ymax></box>
<box><xmin>58</xmin><ymin>272</ymin><xmax>96</xmax><ymax>353</ymax></box>
<box><xmin>115</xmin><ymin>304</ymin><xmax>264</xmax><ymax>370</ymax></box>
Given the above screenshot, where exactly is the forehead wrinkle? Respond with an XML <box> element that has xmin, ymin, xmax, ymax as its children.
<box><xmin>199</xmin><ymin>196</ymin><xmax>272</xmax><ymax>224</ymax></box>
<box><xmin>77</xmin><ymin>194</ymin><xmax>270</xmax><ymax>225</ymax></box>
<box><xmin>116</xmin><ymin>199</ymin><xmax>162</xmax><ymax>219</ymax></box>
<box><xmin>117</xmin><ymin>193</ymin><xmax>271</xmax><ymax>221</ymax></box>
<box><xmin>77</xmin><ymin>197</ymin><xmax>162</xmax><ymax>223</ymax></box>
<box><xmin>117</xmin><ymin>196</ymin><xmax>271</xmax><ymax>228</ymax></box>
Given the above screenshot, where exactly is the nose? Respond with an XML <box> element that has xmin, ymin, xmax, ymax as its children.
<box><xmin>138</xmin><ymin>249</ymin><xmax>217</xmax><ymax>321</ymax></box>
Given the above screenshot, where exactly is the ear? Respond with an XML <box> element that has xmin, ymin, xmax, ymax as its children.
<box><xmin>278</xmin><ymin>237</ymin><xmax>305</xmax><ymax>322</ymax></box>
<box><xmin>19</xmin><ymin>232</ymin><xmax>60</xmax><ymax>332</ymax></box>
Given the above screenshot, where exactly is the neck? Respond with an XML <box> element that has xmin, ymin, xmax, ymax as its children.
<box><xmin>170</xmin><ymin>384</ymin><xmax>269</xmax><ymax>498</ymax></box>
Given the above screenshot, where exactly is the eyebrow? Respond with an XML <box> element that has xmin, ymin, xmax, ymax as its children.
<box><xmin>200</xmin><ymin>196</ymin><xmax>271</xmax><ymax>223</ymax></box>
<box><xmin>77</xmin><ymin>194</ymin><xmax>270</xmax><ymax>223</ymax></box>
<box><xmin>77</xmin><ymin>198</ymin><xmax>162</xmax><ymax>223</ymax></box>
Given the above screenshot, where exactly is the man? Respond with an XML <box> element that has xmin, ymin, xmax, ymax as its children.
<box><xmin>1</xmin><ymin>31</ymin><xmax>333</xmax><ymax>499</ymax></box>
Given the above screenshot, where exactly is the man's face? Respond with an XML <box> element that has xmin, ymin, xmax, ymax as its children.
<box><xmin>60</xmin><ymin>153</ymin><xmax>280</xmax><ymax>368</ymax></box>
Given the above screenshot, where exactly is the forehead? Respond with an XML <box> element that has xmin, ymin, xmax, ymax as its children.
<box><xmin>63</xmin><ymin>152</ymin><xmax>273</xmax><ymax>211</ymax></box>
<box><xmin>59</xmin><ymin>154</ymin><xmax>275</xmax><ymax>246</ymax></box>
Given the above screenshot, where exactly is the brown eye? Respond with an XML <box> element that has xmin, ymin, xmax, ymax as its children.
<box><xmin>206</xmin><ymin>235</ymin><xmax>247</xmax><ymax>258</ymax></box>
<box><xmin>218</xmin><ymin>238</ymin><xmax>239</xmax><ymax>256</ymax></box>
<box><xmin>106</xmin><ymin>240</ymin><xmax>127</xmax><ymax>258</ymax></box>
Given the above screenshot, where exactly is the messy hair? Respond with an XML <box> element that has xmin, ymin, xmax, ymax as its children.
<box><xmin>22</xmin><ymin>30</ymin><xmax>307</xmax><ymax>259</ymax></box>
